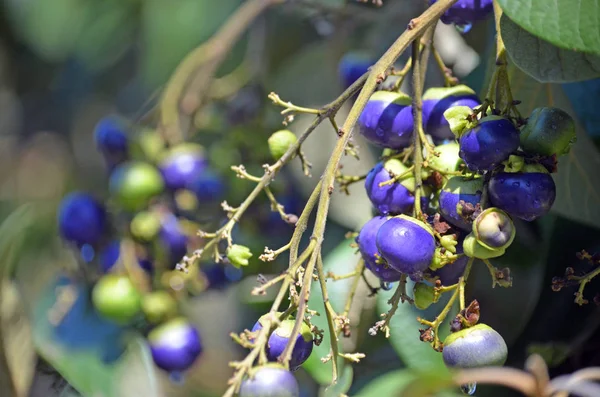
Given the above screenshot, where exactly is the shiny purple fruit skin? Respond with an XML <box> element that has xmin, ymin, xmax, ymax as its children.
<box><xmin>251</xmin><ymin>322</ymin><xmax>313</xmax><ymax>370</ymax></box>
<box><xmin>459</xmin><ymin>118</ymin><xmax>520</xmax><ymax>171</ymax></box>
<box><xmin>159</xmin><ymin>216</ymin><xmax>189</xmax><ymax>267</ymax></box>
<box><xmin>159</xmin><ymin>152</ymin><xmax>208</xmax><ymax>191</ymax></box>
<box><xmin>430</xmin><ymin>237</ymin><xmax>467</xmax><ymax>286</ymax></box>
<box><xmin>58</xmin><ymin>192</ymin><xmax>107</xmax><ymax>246</ymax></box>
<box><xmin>149</xmin><ymin>322</ymin><xmax>202</xmax><ymax>372</ymax></box>
<box><xmin>376</xmin><ymin>217</ymin><xmax>435</xmax><ymax>276</ymax></box>
<box><xmin>439</xmin><ymin>191</ymin><xmax>481</xmax><ymax>231</ymax></box>
<box><xmin>357</xmin><ymin>98</ymin><xmax>413</xmax><ymax>149</ymax></box>
<box><xmin>430</xmin><ymin>0</ymin><xmax>494</xmax><ymax>26</ymax></box>
<box><xmin>365</xmin><ymin>162</ymin><xmax>427</xmax><ymax>215</ymax></box>
<box><xmin>239</xmin><ymin>367</ymin><xmax>300</xmax><ymax>397</ymax></box>
<box><xmin>488</xmin><ymin>172</ymin><xmax>556</xmax><ymax>221</ymax></box>
<box><xmin>422</xmin><ymin>96</ymin><xmax>481</xmax><ymax>140</ymax></box>
<box><xmin>442</xmin><ymin>326</ymin><xmax>507</xmax><ymax>369</ymax></box>
<box><xmin>356</xmin><ymin>216</ymin><xmax>403</xmax><ymax>282</ymax></box>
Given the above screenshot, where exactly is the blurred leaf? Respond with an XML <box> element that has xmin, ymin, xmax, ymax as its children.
<box><xmin>497</xmin><ymin>0</ymin><xmax>600</xmax><ymax>54</ymax></box>
<box><xmin>376</xmin><ymin>287</ymin><xmax>450</xmax><ymax>375</ymax></box>
<box><xmin>562</xmin><ymin>78</ymin><xmax>600</xmax><ymax>138</ymax></box>
<box><xmin>501</xmin><ymin>14</ymin><xmax>600</xmax><ymax>83</ymax></box>
<box><xmin>353</xmin><ymin>370</ymin><xmax>417</xmax><ymax>397</ymax></box>
<box><xmin>354</xmin><ymin>369</ymin><xmax>459</xmax><ymax>397</ymax></box>
<box><xmin>303</xmin><ymin>239</ymin><xmax>360</xmax><ymax>385</ymax></box>
<box><xmin>0</xmin><ymin>281</ymin><xmax>35</xmax><ymax>397</ymax></box>
<box><xmin>320</xmin><ymin>365</ymin><xmax>353</xmax><ymax>397</ymax></box>
<box><xmin>527</xmin><ymin>342</ymin><xmax>571</xmax><ymax>368</ymax></box>
<box><xmin>73</xmin><ymin>0</ymin><xmax>136</xmax><ymax>73</ymax></box>
<box><xmin>505</xmin><ymin>65</ymin><xmax>600</xmax><ymax>227</ymax></box>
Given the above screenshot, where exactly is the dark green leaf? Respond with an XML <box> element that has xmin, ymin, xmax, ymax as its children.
<box><xmin>320</xmin><ymin>365</ymin><xmax>353</xmax><ymax>397</ymax></box>
<box><xmin>501</xmin><ymin>14</ymin><xmax>600</xmax><ymax>83</ymax></box>
<box><xmin>354</xmin><ymin>369</ymin><xmax>460</xmax><ymax>397</ymax></box>
<box><xmin>352</xmin><ymin>370</ymin><xmax>417</xmax><ymax>397</ymax></box>
<box><xmin>497</xmin><ymin>0</ymin><xmax>600</xmax><ymax>54</ymax></box>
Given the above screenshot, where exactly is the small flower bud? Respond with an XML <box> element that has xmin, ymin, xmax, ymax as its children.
<box><xmin>227</xmin><ymin>244</ymin><xmax>253</xmax><ymax>268</ymax></box>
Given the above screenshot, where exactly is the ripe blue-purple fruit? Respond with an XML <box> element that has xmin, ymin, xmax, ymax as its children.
<box><xmin>457</xmin><ymin>116</ymin><xmax>520</xmax><ymax>172</ymax></box>
<box><xmin>158</xmin><ymin>215</ymin><xmax>189</xmax><ymax>267</ymax></box>
<box><xmin>357</xmin><ymin>91</ymin><xmax>413</xmax><ymax>149</ymax></box>
<box><xmin>431</xmin><ymin>254</ymin><xmax>469</xmax><ymax>286</ymax></box>
<box><xmin>148</xmin><ymin>317</ymin><xmax>203</xmax><ymax>372</ymax></box>
<box><xmin>109</xmin><ymin>161</ymin><xmax>165</xmax><ymax>211</ymax></box>
<box><xmin>488</xmin><ymin>164</ymin><xmax>556</xmax><ymax>221</ymax></box>
<box><xmin>159</xmin><ymin>144</ymin><xmax>207</xmax><ymax>191</ymax></box>
<box><xmin>356</xmin><ymin>215</ymin><xmax>402</xmax><ymax>282</ymax></box>
<box><xmin>58</xmin><ymin>192</ymin><xmax>107</xmax><ymax>246</ymax></box>
<box><xmin>338</xmin><ymin>51</ymin><xmax>373</xmax><ymax>89</ymax></box>
<box><xmin>422</xmin><ymin>85</ymin><xmax>481</xmax><ymax>140</ymax></box>
<box><xmin>365</xmin><ymin>159</ymin><xmax>429</xmax><ymax>215</ymax></box>
<box><xmin>239</xmin><ymin>365</ymin><xmax>300</xmax><ymax>397</ymax></box>
<box><xmin>376</xmin><ymin>215</ymin><xmax>436</xmax><ymax>277</ymax></box>
<box><xmin>252</xmin><ymin>316</ymin><xmax>313</xmax><ymax>370</ymax></box>
<box><xmin>187</xmin><ymin>169</ymin><xmax>225</xmax><ymax>203</ymax></box>
<box><xmin>519</xmin><ymin>107</ymin><xmax>576</xmax><ymax>156</ymax></box>
<box><xmin>92</xmin><ymin>274</ymin><xmax>142</xmax><ymax>324</ymax></box>
<box><xmin>438</xmin><ymin>176</ymin><xmax>483</xmax><ymax>231</ymax></box>
<box><xmin>94</xmin><ymin>116</ymin><xmax>129</xmax><ymax>167</ymax></box>
<box><xmin>430</xmin><ymin>0</ymin><xmax>494</xmax><ymax>27</ymax></box>
<box><xmin>442</xmin><ymin>323</ymin><xmax>507</xmax><ymax>368</ymax></box>
<box><xmin>98</xmin><ymin>240</ymin><xmax>153</xmax><ymax>274</ymax></box>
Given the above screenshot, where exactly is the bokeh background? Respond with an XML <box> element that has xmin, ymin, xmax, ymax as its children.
<box><xmin>0</xmin><ymin>1</ymin><xmax>599</xmax><ymax>396</ymax></box>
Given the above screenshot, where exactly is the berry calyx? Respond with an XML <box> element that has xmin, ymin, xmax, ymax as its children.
<box><xmin>109</xmin><ymin>161</ymin><xmax>165</xmax><ymax>211</ymax></box>
<box><xmin>457</xmin><ymin>116</ymin><xmax>520</xmax><ymax>172</ymax></box>
<box><xmin>422</xmin><ymin>85</ymin><xmax>481</xmax><ymax>140</ymax></box>
<box><xmin>376</xmin><ymin>215</ymin><xmax>436</xmax><ymax>277</ymax></box>
<box><xmin>488</xmin><ymin>166</ymin><xmax>556</xmax><ymax>221</ymax></box>
<box><xmin>356</xmin><ymin>215</ymin><xmax>402</xmax><ymax>282</ymax></box>
<box><xmin>472</xmin><ymin>208</ymin><xmax>515</xmax><ymax>251</ymax></box>
<box><xmin>357</xmin><ymin>91</ymin><xmax>414</xmax><ymax>149</ymax></box>
<box><xmin>268</xmin><ymin>130</ymin><xmax>298</xmax><ymax>161</ymax></box>
<box><xmin>148</xmin><ymin>317</ymin><xmax>203</xmax><ymax>372</ymax></box>
<box><xmin>365</xmin><ymin>159</ymin><xmax>429</xmax><ymax>215</ymax></box>
<box><xmin>239</xmin><ymin>365</ymin><xmax>300</xmax><ymax>397</ymax></box>
<box><xmin>413</xmin><ymin>282</ymin><xmax>438</xmax><ymax>310</ymax></box>
<box><xmin>58</xmin><ymin>192</ymin><xmax>107</xmax><ymax>246</ymax></box>
<box><xmin>252</xmin><ymin>316</ymin><xmax>314</xmax><ymax>370</ymax></box>
<box><xmin>438</xmin><ymin>176</ymin><xmax>483</xmax><ymax>231</ymax></box>
<box><xmin>92</xmin><ymin>274</ymin><xmax>142</xmax><ymax>324</ymax></box>
<box><xmin>442</xmin><ymin>323</ymin><xmax>507</xmax><ymax>369</ymax></box>
<box><xmin>158</xmin><ymin>144</ymin><xmax>207</xmax><ymax>191</ymax></box>
<box><xmin>519</xmin><ymin>107</ymin><xmax>576</xmax><ymax>156</ymax></box>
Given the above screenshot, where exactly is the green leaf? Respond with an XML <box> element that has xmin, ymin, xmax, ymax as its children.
<box><xmin>354</xmin><ymin>370</ymin><xmax>460</xmax><ymax>397</ymax></box>
<box><xmin>500</xmin><ymin>14</ymin><xmax>600</xmax><ymax>83</ymax></box>
<box><xmin>376</xmin><ymin>286</ymin><xmax>451</xmax><ymax>375</ymax></box>
<box><xmin>320</xmin><ymin>365</ymin><xmax>353</xmax><ymax>397</ymax></box>
<box><xmin>303</xmin><ymin>239</ymin><xmax>360</xmax><ymax>385</ymax></box>
<box><xmin>353</xmin><ymin>370</ymin><xmax>417</xmax><ymax>397</ymax></box>
<box><xmin>504</xmin><ymin>64</ymin><xmax>600</xmax><ymax>227</ymax></box>
<box><xmin>497</xmin><ymin>0</ymin><xmax>600</xmax><ymax>55</ymax></box>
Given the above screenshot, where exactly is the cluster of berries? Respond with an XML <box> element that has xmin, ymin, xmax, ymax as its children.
<box><xmin>55</xmin><ymin>116</ymin><xmax>231</xmax><ymax>376</ymax></box>
<box><xmin>355</xmin><ymin>81</ymin><xmax>575</xmax><ymax>371</ymax></box>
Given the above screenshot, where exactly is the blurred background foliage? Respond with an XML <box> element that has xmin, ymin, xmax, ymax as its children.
<box><xmin>0</xmin><ymin>0</ymin><xmax>598</xmax><ymax>396</ymax></box>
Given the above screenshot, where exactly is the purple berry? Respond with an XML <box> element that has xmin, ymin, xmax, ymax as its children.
<box><xmin>422</xmin><ymin>85</ymin><xmax>481</xmax><ymax>141</ymax></box>
<box><xmin>438</xmin><ymin>177</ymin><xmax>483</xmax><ymax>231</ymax></box>
<box><xmin>442</xmin><ymin>323</ymin><xmax>507</xmax><ymax>369</ymax></box>
<box><xmin>159</xmin><ymin>215</ymin><xmax>189</xmax><ymax>267</ymax></box>
<box><xmin>375</xmin><ymin>215</ymin><xmax>436</xmax><ymax>277</ymax></box>
<box><xmin>356</xmin><ymin>216</ymin><xmax>403</xmax><ymax>282</ymax></box>
<box><xmin>357</xmin><ymin>91</ymin><xmax>414</xmax><ymax>149</ymax></box>
<box><xmin>488</xmin><ymin>169</ymin><xmax>556</xmax><ymax>221</ymax></box>
<box><xmin>148</xmin><ymin>318</ymin><xmax>203</xmax><ymax>372</ymax></box>
<box><xmin>338</xmin><ymin>52</ymin><xmax>373</xmax><ymax>89</ymax></box>
<box><xmin>430</xmin><ymin>0</ymin><xmax>494</xmax><ymax>26</ymax></box>
<box><xmin>458</xmin><ymin>117</ymin><xmax>520</xmax><ymax>171</ymax></box>
<box><xmin>187</xmin><ymin>169</ymin><xmax>225</xmax><ymax>202</ymax></box>
<box><xmin>94</xmin><ymin>116</ymin><xmax>129</xmax><ymax>167</ymax></box>
<box><xmin>58</xmin><ymin>192</ymin><xmax>107</xmax><ymax>246</ymax></box>
<box><xmin>159</xmin><ymin>144</ymin><xmax>208</xmax><ymax>191</ymax></box>
<box><xmin>432</xmin><ymin>255</ymin><xmax>469</xmax><ymax>286</ymax></box>
<box><xmin>252</xmin><ymin>317</ymin><xmax>313</xmax><ymax>370</ymax></box>
<box><xmin>365</xmin><ymin>160</ymin><xmax>429</xmax><ymax>215</ymax></box>
<box><xmin>98</xmin><ymin>240</ymin><xmax>153</xmax><ymax>274</ymax></box>
<box><xmin>239</xmin><ymin>365</ymin><xmax>300</xmax><ymax>397</ymax></box>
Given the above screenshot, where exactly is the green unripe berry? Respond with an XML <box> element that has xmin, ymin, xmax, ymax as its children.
<box><xmin>463</xmin><ymin>233</ymin><xmax>505</xmax><ymax>259</ymax></box>
<box><xmin>520</xmin><ymin>107</ymin><xmax>576</xmax><ymax>156</ymax></box>
<box><xmin>130</xmin><ymin>211</ymin><xmax>161</xmax><ymax>242</ymax></box>
<box><xmin>141</xmin><ymin>291</ymin><xmax>178</xmax><ymax>324</ymax></box>
<box><xmin>227</xmin><ymin>244</ymin><xmax>253</xmax><ymax>268</ymax></box>
<box><xmin>268</xmin><ymin>130</ymin><xmax>297</xmax><ymax>160</ymax></box>
<box><xmin>428</xmin><ymin>142</ymin><xmax>463</xmax><ymax>174</ymax></box>
<box><xmin>413</xmin><ymin>282</ymin><xmax>438</xmax><ymax>310</ymax></box>
<box><xmin>92</xmin><ymin>274</ymin><xmax>142</xmax><ymax>324</ymax></box>
<box><xmin>109</xmin><ymin>161</ymin><xmax>164</xmax><ymax>211</ymax></box>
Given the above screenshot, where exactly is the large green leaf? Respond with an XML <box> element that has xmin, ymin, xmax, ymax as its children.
<box><xmin>353</xmin><ymin>369</ymin><xmax>460</xmax><ymax>397</ymax></box>
<box><xmin>497</xmin><ymin>0</ymin><xmax>600</xmax><ymax>54</ymax></box>
<box><xmin>376</xmin><ymin>286</ymin><xmax>451</xmax><ymax>375</ymax></box>
<box><xmin>501</xmin><ymin>14</ymin><xmax>600</xmax><ymax>83</ymax></box>
<box><xmin>505</xmin><ymin>66</ymin><xmax>600</xmax><ymax>227</ymax></box>
<box><xmin>353</xmin><ymin>370</ymin><xmax>417</xmax><ymax>397</ymax></box>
